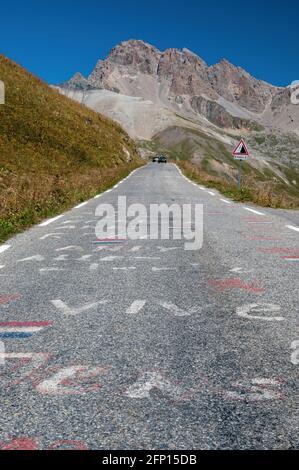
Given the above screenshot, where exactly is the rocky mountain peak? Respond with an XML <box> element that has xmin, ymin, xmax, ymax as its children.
<box><xmin>105</xmin><ymin>39</ymin><xmax>161</xmax><ymax>74</ymax></box>
<box><xmin>208</xmin><ymin>59</ymin><xmax>278</xmax><ymax>112</ymax></box>
<box><xmin>62</xmin><ymin>39</ymin><xmax>283</xmax><ymax>115</ymax></box>
<box><xmin>61</xmin><ymin>71</ymin><xmax>93</xmax><ymax>90</ymax></box>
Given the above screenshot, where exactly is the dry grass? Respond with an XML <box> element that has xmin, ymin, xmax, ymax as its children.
<box><xmin>0</xmin><ymin>55</ymin><xmax>143</xmax><ymax>242</ymax></box>
<box><xmin>178</xmin><ymin>160</ymin><xmax>299</xmax><ymax>209</ymax></box>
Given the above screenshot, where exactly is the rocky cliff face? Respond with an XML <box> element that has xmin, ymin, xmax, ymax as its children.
<box><xmin>88</xmin><ymin>41</ymin><xmax>161</xmax><ymax>91</ymax></box>
<box><xmin>191</xmin><ymin>95</ymin><xmax>249</xmax><ymax>129</ymax></box>
<box><xmin>105</xmin><ymin>40</ymin><xmax>160</xmax><ymax>74</ymax></box>
<box><xmin>158</xmin><ymin>47</ymin><xmax>216</xmax><ymax>99</ymax></box>
<box><xmin>63</xmin><ymin>40</ymin><xmax>279</xmax><ymax>115</ymax></box>
<box><xmin>208</xmin><ymin>59</ymin><xmax>275</xmax><ymax>113</ymax></box>
<box><xmin>60</xmin><ymin>39</ymin><xmax>299</xmax><ymax>137</ymax></box>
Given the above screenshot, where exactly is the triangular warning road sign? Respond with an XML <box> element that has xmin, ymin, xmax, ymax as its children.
<box><xmin>232</xmin><ymin>139</ymin><xmax>249</xmax><ymax>159</ymax></box>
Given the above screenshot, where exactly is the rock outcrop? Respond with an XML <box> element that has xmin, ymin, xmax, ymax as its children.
<box><xmin>60</xmin><ymin>39</ymin><xmax>298</xmax><ymax>139</ymax></box>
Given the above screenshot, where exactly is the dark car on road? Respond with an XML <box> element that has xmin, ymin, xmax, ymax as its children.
<box><xmin>158</xmin><ymin>155</ymin><xmax>167</xmax><ymax>164</ymax></box>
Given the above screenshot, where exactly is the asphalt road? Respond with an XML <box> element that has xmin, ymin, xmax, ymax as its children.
<box><xmin>0</xmin><ymin>163</ymin><xmax>298</xmax><ymax>450</ymax></box>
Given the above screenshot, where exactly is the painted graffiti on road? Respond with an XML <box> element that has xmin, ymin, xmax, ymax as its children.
<box><xmin>0</xmin><ymin>321</ymin><xmax>52</xmax><ymax>339</ymax></box>
<box><xmin>0</xmin><ymin>294</ymin><xmax>20</xmax><ymax>305</ymax></box>
<box><xmin>36</xmin><ymin>365</ymin><xmax>107</xmax><ymax>396</ymax></box>
<box><xmin>124</xmin><ymin>371</ymin><xmax>188</xmax><ymax>401</ymax></box>
<box><xmin>0</xmin><ymin>437</ymin><xmax>88</xmax><ymax>450</ymax></box>
<box><xmin>208</xmin><ymin>278</ymin><xmax>265</xmax><ymax>293</ymax></box>
<box><xmin>236</xmin><ymin>303</ymin><xmax>284</xmax><ymax>321</ymax></box>
<box><xmin>0</xmin><ymin>352</ymin><xmax>51</xmax><ymax>388</ymax></box>
<box><xmin>0</xmin><ymin>351</ymin><xmax>108</xmax><ymax>396</ymax></box>
<box><xmin>50</xmin><ymin>298</ymin><xmax>107</xmax><ymax>316</ymax></box>
<box><xmin>223</xmin><ymin>378</ymin><xmax>285</xmax><ymax>402</ymax></box>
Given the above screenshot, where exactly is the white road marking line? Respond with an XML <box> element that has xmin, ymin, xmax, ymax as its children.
<box><xmin>18</xmin><ymin>255</ymin><xmax>45</xmax><ymax>263</ymax></box>
<box><xmin>62</xmin><ymin>219</ymin><xmax>81</xmax><ymax>224</ymax></box>
<box><xmin>129</xmin><ymin>246</ymin><xmax>142</xmax><ymax>252</ymax></box>
<box><xmin>75</xmin><ymin>201</ymin><xmax>89</xmax><ymax>209</ymax></box>
<box><xmin>229</xmin><ymin>267</ymin><xmax>252</xmax><ymax>274</ymax></box>
<box><xmin>220</xmin><ymin>199</ymin><xmax>232</xmax><ymax>204</ymax></box>
<box><xmin>133</xmin><ymin>256</ymin><xmax>161</xmax><ymax>260</ymax></box>
<box><xmin>0</xmin><ymin>245</ymin><xmax>11</xmax><ymax>254</ymax></box>
<box><xmin>175</xmin><ymin>164</ymin><xmax>201</xmax><ymax>185</ymax></box>
<box><xmin>55</xmin><ymin>246</ymin><xmax>83</xmax><ymax>252</ymax></box>
<box><xmin>157</xmin><ymin>247</ymin><xmax>178</xmax><ymax>252</ymax></box>
<box><xmin>244</xmin><ymin>208</ymin><xmax>266</xmax><ymax>216</ymax></box>
<box><xmin>40</xmin><ymin>267</ymin><xmax>65</xmax><ymax>273</ymax></box>
<box><xmin>0</xmin><ymin>265</ymin><xmax>5</xmax><ymax>269</ymax></box>
<box><xmin>286</xmin><ymin>225</ymin><xmax>299</xmax><ymax>233</ymax></box>
<box><xmin>126</xmin><ymin>300</ymin><xmax>146</xmax><ymax>314</ymax></box>
<box><xmin>51</xmin><ymin>299</ymin><xmax>107</xmax><ymax>316</ymax></box>
<box><xmin>247</xmin><ymin>222</ymin><xmax>273</xmax><ymax>225</ymax></box>
<box><xmin>100</xmin><ymin>256</ymin><xmax>124</xmax><ymax>261</ymax></box>
<box><xmin>55</xmin><ymin>225</ymin><xmax>76</xmax><ymax>230</ymax></box>
<box><xmin>113</xmin><ymin>267</ymin><xmax>136</xmax><ymax>271</ymax></box>
<box><xmin>39</xmin><ymin>215</ymin><xmax>64</xmax><ymax>227</ymax></box>
<box><xmin>39</xmin><ymin>233</ymin><xmax>63</xmax><ymax>240</ymax></box>
<box><xmin>291</xmin><ymin>340</ymin><xmax>299</xmax><ymax>365</ymax></box>
<box><xmin>152</xmin><ymin>267</ymin><xmax>175</xmax><ymax>272</ymax></box>
<box><xmin>207</xmin><ymin>191</ymin><xmax>215</xmax><ymax>196</ymax></box>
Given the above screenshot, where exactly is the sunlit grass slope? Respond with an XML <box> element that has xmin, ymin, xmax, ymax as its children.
<box><xmin>0</xmin><ymin>55</ymin><xmax>142</xmax><ymax>242</ymax></box>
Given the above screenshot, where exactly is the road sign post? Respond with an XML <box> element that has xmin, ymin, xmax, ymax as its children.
<box><xmin>237</xmin><ymin>159</ymin><xmax>243</xmax><ymax>189</ymax></box>
<box><xmin>232</xmin><ymin>139</ymin><xmax>249</xmax><ymax>189</ymax></box>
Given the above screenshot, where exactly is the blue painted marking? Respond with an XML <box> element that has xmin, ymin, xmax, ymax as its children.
<box><xmin>0</xmin><ymin>333</ymin><xmax>33</xmax><ymax>339</ymax></box>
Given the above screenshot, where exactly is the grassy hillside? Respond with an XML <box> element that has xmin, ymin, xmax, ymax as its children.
<box><xmin>0</xmin><ymin>55</ymin><xmax>142</xmax><ymax>242</ymax></box>
<box><xmin>140</xmin><ymin>125</ymin><xmax>299</xmax><ymax>209</ymax></box>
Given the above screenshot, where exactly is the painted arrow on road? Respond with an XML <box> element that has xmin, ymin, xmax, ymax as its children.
<box><xmin>50</xmin><ymin>299</ymin><xmax>107</xmax><ymax>316</ymax></box>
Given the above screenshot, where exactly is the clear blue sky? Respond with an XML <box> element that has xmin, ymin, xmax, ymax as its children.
<box><xmin>0</xmin><ymin>0</ymin><xmax>298</xmax><ymax>86</ymax></box>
